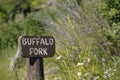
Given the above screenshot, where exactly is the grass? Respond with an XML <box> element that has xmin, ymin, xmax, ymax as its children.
<box><xmin>0</xmin><ymin>47</ymin><xmax>26</xmax><ymax>80</ymax></box>
<box><xmin>0</xmin><ymin>0</ymin><xmax>120</xmax><ymax>80</ymax></box>
<box><xmin>38</xmin><ymin>0</ymin><xmax>120</xmax><ymax>79</ymax></box>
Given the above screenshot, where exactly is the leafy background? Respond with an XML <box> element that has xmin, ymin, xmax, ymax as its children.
<box><xmin>0</xmin><ymin>0</ymin><xmax>120</xmax><ymax>80</ymax></box>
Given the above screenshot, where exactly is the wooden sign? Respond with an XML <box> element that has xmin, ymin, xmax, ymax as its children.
<box><xmin>20</xmin><ymin>36</ymin><xmax>55</xmax><ymax>58</ymax></box>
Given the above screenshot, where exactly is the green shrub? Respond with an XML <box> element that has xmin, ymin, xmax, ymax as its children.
<box><xmin>0</xmin><ymin>13</ymin><xmax>45</xmax><ymax>51</ymax></box>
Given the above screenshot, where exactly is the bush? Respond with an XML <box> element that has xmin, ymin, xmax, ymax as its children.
<box><xmin>0</xmin><ymin>13</ymin><xmax>45</xmax><ymax>51</ymax></box>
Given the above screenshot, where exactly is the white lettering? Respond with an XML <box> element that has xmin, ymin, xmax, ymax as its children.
<box><xmin>29</xmin><ymin>48</ymin><xmax>48</xmax><ymax>55</ymax></box>
<box><xmin>22</xmin><ymin>38</ymin><xmax>27</xmax><ymax>45</ymax></box>
<box><xmin>49</xmin><ymin>38</ymin><xmax>54</xmax><ymax>45</ymax></box>
<box><xmin>32</xmin><ymin>38</ymin><xmax>36</xmax><ymax>45</ymax></box>
<box><xmin>34</xmin><ymin>48</ymin><xmax>38</xmax><ymax>55</ymax></box>
<box><xmin>38</xmin><ymin>48</ymin><xmax>43</xmax><ymax>55</ymax></box>
<box><xmin>41</xmin><ymin>38</ymin><xmax>45</xmax><ymax>45</ymax></box>
<box><xmin>30</xmin><ymin>48</ymin><xmax>33</xmax><ymax>55</ymax></box>
<box><xmin>45</xmin><ymin>38</ymin><xmax>49</xmax><ymax>45</ymax></box>
<box><xmin>43</xmin><ymin>48</ymin><xmax>48</xmax><ymax>55</ymax></box>
<box><xmin>22</xmin><ymin>37</ymin><xmax>54</xmax><ymax>46</ymax></box>
<box><xmin>36</xmin><ymin>38</ymin><xmax>40</xmax><ymax>45</ymax></box>
<box><xmin>27</xmin><ymin>38</ymin><xmax>31</xmax><ymax>45</ymax></box>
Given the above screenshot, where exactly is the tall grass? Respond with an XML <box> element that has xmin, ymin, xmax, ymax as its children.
<box><xmin>0</xmin><ymin>47</ymin><xmax>26</xmax><ymax>80</ymax></box>
<box><xmin>0</xmin><ymin>0</ymin><xmax>120</xmax><ymax>80</ymax></box>
<box><xmin>35</xmin><ymin>0</ymin><xmax>120</xmax><ymax>79</ymax></box>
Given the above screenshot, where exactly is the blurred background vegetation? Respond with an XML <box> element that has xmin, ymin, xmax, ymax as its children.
<box><xmin>0</xmin><ymin>0</ymin><xmax>120</xmax><ymax>80</ymax></box>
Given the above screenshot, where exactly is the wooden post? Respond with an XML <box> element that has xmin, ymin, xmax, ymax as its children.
<box><xmin>20</xmin><ymin>36</ymin><xmax>55</xmax><ymax>80</ymax></box>
<box><xmin>26</xmin><ymin>58</ymin><xmax>44</xmax><ymax>80</ymax></box>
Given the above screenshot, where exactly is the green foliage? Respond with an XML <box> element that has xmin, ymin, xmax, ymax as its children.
<box><xmin>98</xmin><ymin>0</ymin><xmax>120</xmax><ymax>56</ymax></box>
<box><xmin>0</xmin><ymin>23</ymin><xmax>21</xmax><ymax>50</ymax></box>
<box><xmin>36</xmin><ymin>0</ymin><xmax>120</xmax><ymax>79</ymax></box>
<box><xmin>0</xmin><ymin>0</ymin><xmax>47</xmax><ymax>22</ymax></box>
<box><xmin>21</xmin><ymin>13</ymin><xmax>45</xmax><ymax>35</ymax></box>
<box><xmin>99</xmin><ymin>0</ymin><xmax>120</xmax><ymax>25</ymax></box>
<box><xmin>0</xmin><ymin>0</ymin><xmax>20</xmax><ymax>20</ymax></box>
<box><xmin>0</xmin><ymin>0</ymin><xmax>120</xmax><ymax>80</ymax></box>
<box><xmin>31</xmin><ymin>0</ymin><xmax>47</xmax><ymax>7</ymax></box>
<box><xmin>0</xmin><ymin>13</ymin><xmax>45</xmax><ymax>51</ymax></box>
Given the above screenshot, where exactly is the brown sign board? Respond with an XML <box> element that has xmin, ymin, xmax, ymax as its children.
<box><xmin>20</xmin><ymin>36</ymin><xmax>55</xmax><ymax>58</ymax></box>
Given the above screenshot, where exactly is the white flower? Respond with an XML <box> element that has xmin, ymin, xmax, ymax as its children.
<box><xmin>104</xmin><ymin>69</ymin><xmax>112</xmax><ymax>78</ymax></box>
<box><xmin>56</xmin><ymin>55</ymin><xmax>62</xmax><ymax>60</ymax></box>
<box><xmin>77</xmin><ymin>72</ymin><xmax>82</xmax><ymax>77</ymax></box>
<box><xmin>84</xmin><ymin>73</ymin><xmax>89</xmax><ymax>76</ymax></box>
<box><xmin>104</xmin><ymin>70</ymin><xmax>108</xmax><ymax>74</ymax></box>
<box><xmin>101</xmin><ymin>58</ymin><xmax>105</xmax><ymax>62</ymax></box>
<box><xmin>113</xmin><ymin>69</ymin><xmax>117</xmax><ymax>72</ymax></box>
<box><xmin>86</xmin><ymin>58</ymin><xmax>91</xmax><ymax>63</ymax></box>
<box><xmin>93</xmin><ymin>76</ymin><xmax>99</xmax><ymax>80</ymax></box>
<box><xmin>76</xmin><ymin>62</ymin><xmax>84</xmax><ymax>66</ymax></box>
<box><xmin>54</xmin><ymin>77</ymin><xmax>61</xmax><ymax>80</ymax></box>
